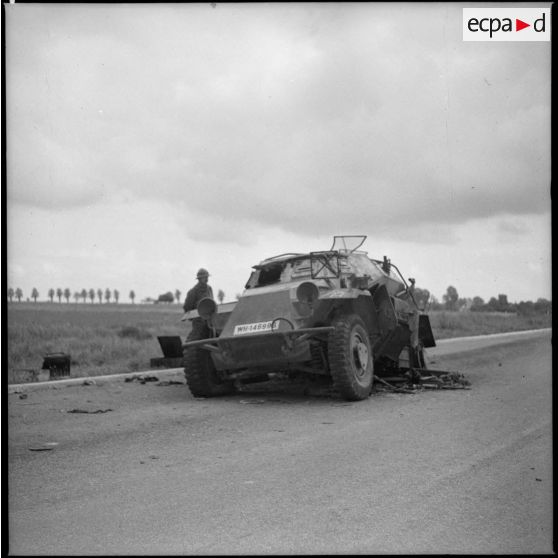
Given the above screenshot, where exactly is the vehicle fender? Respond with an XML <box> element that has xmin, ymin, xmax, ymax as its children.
<box><xmin>326</xmin><ymin>295</ymin><xmax>380</xmax><ymax>340</ymax></box>
<box><xmin>418</xmin><ymin>314</ymin><xmax>436</xmax><ymax>347</ymax></box>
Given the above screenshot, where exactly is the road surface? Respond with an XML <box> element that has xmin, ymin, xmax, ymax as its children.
<box><xmin>7</xmin><ymin>329</ymin><xmax>553</xmax><ymax>554</ymax></box>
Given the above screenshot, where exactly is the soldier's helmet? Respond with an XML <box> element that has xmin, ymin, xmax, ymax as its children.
<box><xmin>196</xmin><ymin>268</ymin><xmax>210</xmax><ymax>278</ymax></box>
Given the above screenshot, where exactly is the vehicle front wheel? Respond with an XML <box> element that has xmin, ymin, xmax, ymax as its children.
<box><xmin>183</xmin><ymin>346</ymin><xmax>235</xmax><ymax>398</ymax></box>
<box><xmin>328</xmin><ymin>314</ymin><xmax>374</xmax><ymax>401</ymax></box>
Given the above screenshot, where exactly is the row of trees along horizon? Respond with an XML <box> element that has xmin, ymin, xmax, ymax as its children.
<box><xmin>6</xmin><ymin>287</ymin><xmax>227</xmax><ymax>306</ymax></box>
<box><xmin>6</xmin><ymin>285</ymin><xmax>551</xmax><ymax>316</ymax></box>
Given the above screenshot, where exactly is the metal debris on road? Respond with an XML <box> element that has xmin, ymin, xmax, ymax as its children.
<box><xmin>373</xmin><ymin>376</ymin><xmax>416</xmax><ymax>394</ymax></box>
<box><xmin>66</xmin><ymin>408</ymin><xmax>113</xmax><ymax>414</ymax></box>
<box><xmin>28</xmin><ymin>442</ymin><xmax>58</xmax><ymax>452</ymax></box>
<box><xmin>156</xmin><ymin>380</ymin><xmax>185</xmax><ymax>386</ymax></box>
<box><xmin>373</xmin><ymin>371</ymin><xmax>470</xmax><ymax>394</ymax></box>
<box><xmin>125</xmin><ymin>375</ymin><xmax>159</xmax><ymax>384</ymax></box>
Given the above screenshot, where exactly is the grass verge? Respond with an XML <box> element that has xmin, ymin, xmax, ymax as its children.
<box><xmin>7</xmin><ymin>303</ymin><xmax>551</xmax><ymax>383</ymax></box>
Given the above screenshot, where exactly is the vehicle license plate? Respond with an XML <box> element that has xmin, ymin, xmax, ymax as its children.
<box><xmin>233</xmin><ymin>321</ymin><xmax>279</xmax><ymax>335</ymax></box>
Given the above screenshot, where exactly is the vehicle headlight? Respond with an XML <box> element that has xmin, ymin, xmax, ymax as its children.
<box><xmin>197</xmin><ymin>297</ymin><xmax>217</xmax><ymax>320</ymax></box>
<box><xmin>296</xmin><ymin>281</ymin><xmax>319</xmax><ymax>305</ymax></box>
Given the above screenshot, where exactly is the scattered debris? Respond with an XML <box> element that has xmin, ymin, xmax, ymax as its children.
<box><xmin>125</xmin><ymin>374</ymin><xmax>159</xmax><ymax>384</ymax></box>
<box><xmin>66</xmin><ymin>408</ymin><xmax>113</xmax><ymax>414</ymax></box>
<box><xmin>29</xmin><ymin>446</ymin><xmax>54</xmax><ymax>452</ymax></box>
<box><xmin>373</xmin><ymin>376</ymin><xmax>416</xmax><ymax>394</ymax></box>
<box><xmin>156</xmin><ymin>380</ymin><xmax>185</xmax><ymax>386</ymax></box>
<box><xmin>373</xmin><ymin>371</ymin><xmax>470</xmax><ymax>394</ymax></box>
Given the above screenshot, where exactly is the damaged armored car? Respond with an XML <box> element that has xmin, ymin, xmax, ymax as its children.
<box><xmin>182</xmin><ymin>235</ymin><xmax>436</xmax><ymax>401</ymax></box>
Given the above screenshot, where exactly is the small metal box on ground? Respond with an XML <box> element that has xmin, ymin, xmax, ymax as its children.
<box><xmin>150</xmin><ymin>336</ymin><xmax>184</xmax><ymax>368</ymax></box>
<box><xmin>42</xmin><ymin>353</ymin><xmax>71</xmax><ymax>379</ymax></box>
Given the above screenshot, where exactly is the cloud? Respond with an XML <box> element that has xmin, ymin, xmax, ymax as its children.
<box><xmin>6</xmin><ymin>4</ymin><xmax>550</xmax><ymax>240</ymax></box>
<box><xmin>5</xmin><ymin>3</ymin><xmax>551</xmax><ymax>304</ymax></box>
<box><xmin>497</xmin><ymin>219</ymin><xmax>529</xmax><ymax>236</ymax></box>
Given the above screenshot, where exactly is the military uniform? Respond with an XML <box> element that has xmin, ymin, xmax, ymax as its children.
<box><xmin>183</xmin><ymin>283</ymin><xmax>214</xmax><ymax>313</ymax></box>
<box><xmin>184</xmin><ymin>269</ymin><xmax>214</xmax><ymax>340</ymax></box>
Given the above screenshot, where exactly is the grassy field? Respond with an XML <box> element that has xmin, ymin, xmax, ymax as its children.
<box><xmin>428</xmin><ymin>309</ymin><xmax>551</xmax><ymax>339</ymax></box>
<box><xmin>6</xmin><ymin>302</ymin><xmax>551</xmax><ymax>383</ymax></box>
<box><xmin>7</xmin><ymin>303</ymin><xmax>190</xmax><ymax>383</ymax></box>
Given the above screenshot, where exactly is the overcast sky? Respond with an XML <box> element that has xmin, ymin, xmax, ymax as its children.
<box><xmin>5</xmin><ymin>2</ymin><xmax>551</xmax><ymax>305</ymax></box>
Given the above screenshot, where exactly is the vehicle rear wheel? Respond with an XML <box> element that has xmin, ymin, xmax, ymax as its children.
<box><xmin>183</xmin><ymin>330</ymin><xmax>235</xmax><ymax>397</ymax></box>
<box><xmin>328</xmin><ymin>314</ymin><xmax>374</xmax><ymax>401</ymax></box>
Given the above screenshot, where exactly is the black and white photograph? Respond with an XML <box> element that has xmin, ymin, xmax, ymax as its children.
<box><xmin>4</xmin><ymin>2</ymin><xmax>552</xmax><ymax>555</ymax></box>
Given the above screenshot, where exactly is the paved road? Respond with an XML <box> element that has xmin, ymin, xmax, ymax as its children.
<box><xmin>7</xmin><ymin>330</ymin><xmax>553</xmax><ymax>555</ymax></box>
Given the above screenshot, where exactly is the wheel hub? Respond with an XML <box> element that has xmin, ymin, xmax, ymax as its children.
<box><xmin>356</xmin><ymin>343</ymin><xmax>369</xmax><ymax>368</ymax></box>
<box><xmin>351</xmin><ymin>333</ymin><xmax>369</xmax><ymax>374</ymax></box>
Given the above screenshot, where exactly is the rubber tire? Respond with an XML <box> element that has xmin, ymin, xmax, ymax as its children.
<box><xmin>183</xmin><ymin>346</ymin><xmax>235</xmax><ymax>398</ymax></box>
<box><xmin>328</xmin><ymin>314</ymin><xmax>374</xmax><ymax>401</ymax></box>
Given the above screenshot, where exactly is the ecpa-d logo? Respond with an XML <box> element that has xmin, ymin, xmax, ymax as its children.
<box><xmin>463</xmin><ymin>8</ymin><xmax>550</xmax><ymax>41</ymax></box>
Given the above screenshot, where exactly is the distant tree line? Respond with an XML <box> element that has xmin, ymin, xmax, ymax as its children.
<box><xmin>7</xmin><ymin>285</ymin><xmax>550</xmax><ymax>317</ymax></box>
<box><xmin>416</xmin><ymin>285</ymin><xmax>552</xmax><ymax>316</ymax></box>
<box><xmin>6</xmin><ymin>287</ymin><xmax>229</xmax><ymax>306</ymax></box>
<box><xmin>7</xmin><ymin>287</ymin><xmax>133</xmax><ymax>304</ymax></box>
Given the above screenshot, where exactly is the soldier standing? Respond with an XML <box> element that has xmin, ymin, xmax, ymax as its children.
<box><xmin>184</xmin><ymin>268</ymin><xmax>214</xmax><ymax>340</ymax></box>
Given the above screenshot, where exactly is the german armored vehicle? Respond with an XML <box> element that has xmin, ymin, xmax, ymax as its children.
<box><xmin>182</xmin><ymin>236</ymin><xmax>450</xmax><ymax>401</ymax></box>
